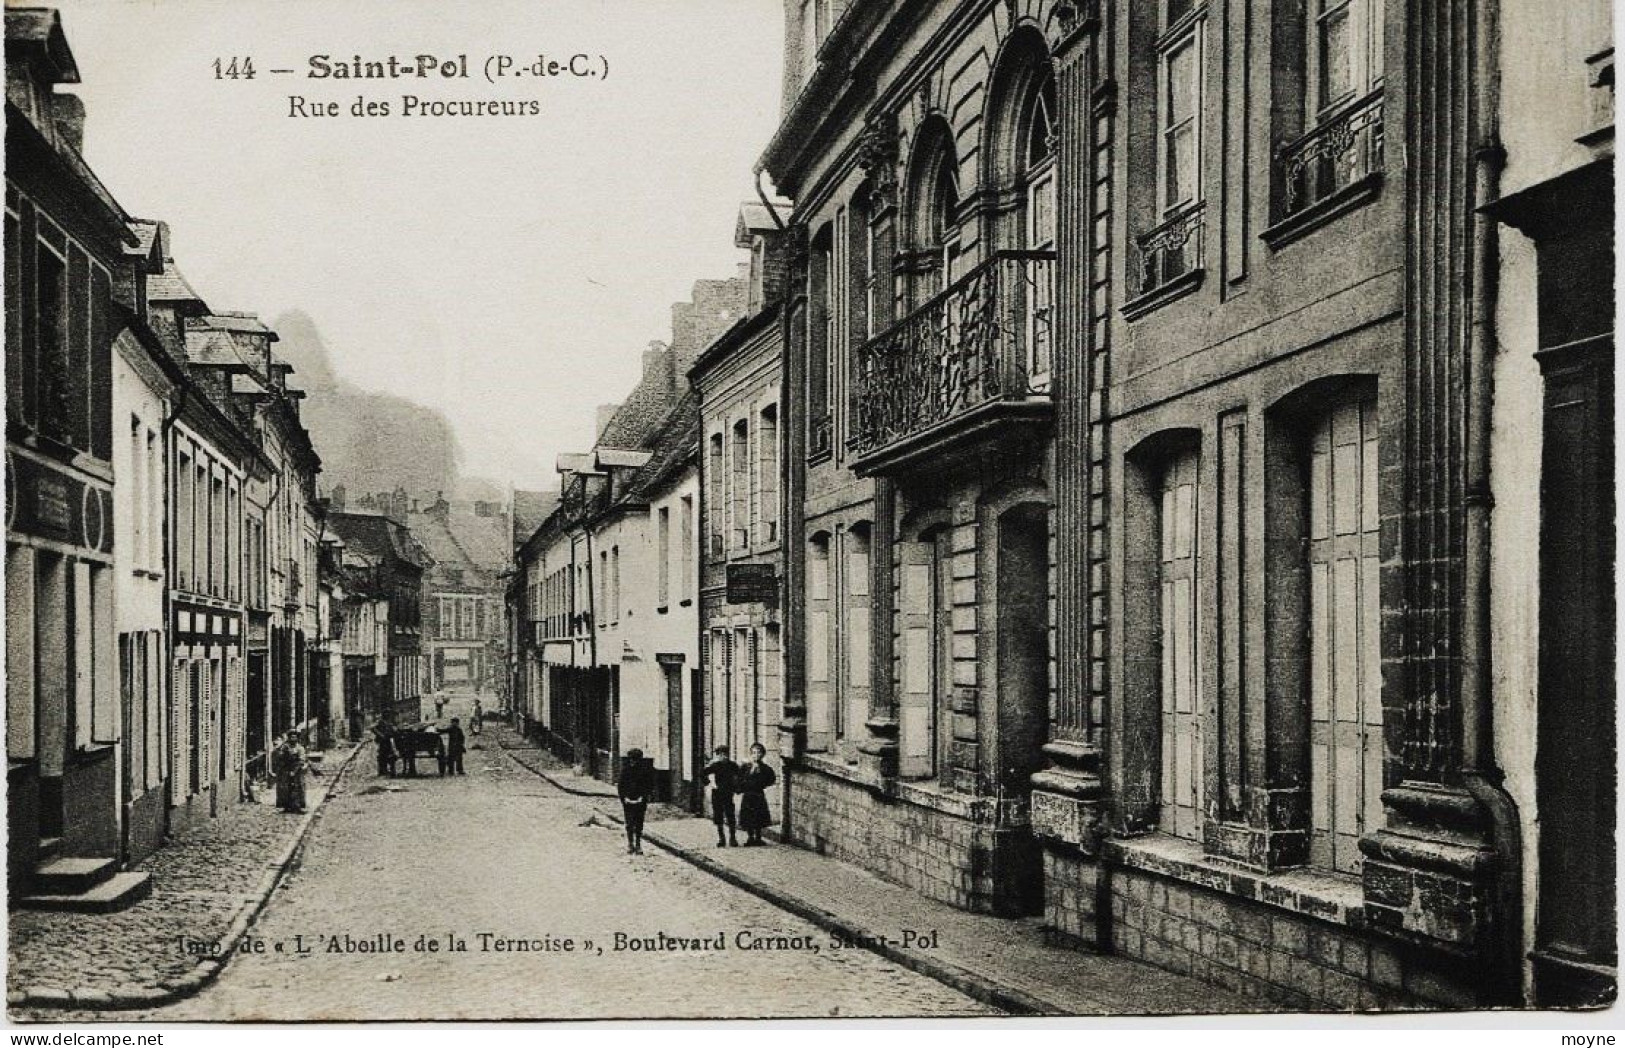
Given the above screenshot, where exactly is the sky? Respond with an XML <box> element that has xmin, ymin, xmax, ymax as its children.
<box><xmin>52</xmin><ymin>0</ymin><xmax>785</xmax><ymax>490</ymax></box>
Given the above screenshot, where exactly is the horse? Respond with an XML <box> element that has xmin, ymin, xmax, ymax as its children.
<box><xmin>392</xmin><ymin>725</ymin><xmax>446</xmax><ymax>777</ymax></box>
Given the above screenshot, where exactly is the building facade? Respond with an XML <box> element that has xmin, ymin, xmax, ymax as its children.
<box><xmin>766</xmin><ymin>0</ymin><xmax>1062</xmax><ymax>918</ymax></box>
<box><xmin>330</xmin><ymin>510</ymin><xmax>426</xmax><ymax>728</ymax></box>
<box><xmin>1484</xmin><ymin>0</ymin><xmax>1614</xmax><ymax>1007</ymax></box>
<box><xmin>694</xmin><ymin>203</ymin><xmax>790</xmax><ymax>814</ymax></box>
<box><xmin>763</xmin><ymin>0</ymin><xmax>1608</xmax><ymax>1010</ymax></box>
<box><xmin>516</xmin><ymin>279</ymin><xmax>744</xmax><ymax>792</ymax></box>
<box><xmin>7</xmin><ymin>8</ymin><xmax>133</xmax><ymax>899</ymax></box>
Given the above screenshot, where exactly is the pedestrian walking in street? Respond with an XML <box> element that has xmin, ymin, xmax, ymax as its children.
<box><xmin>434</xmin><ymin>696</ymin><xmax>446</xmax><ymax>720</ymax></box>
<box><xmin>618</xmin><ymin>748</ymin><xmax>654</xmax><ymax>854</ymax></box>
<box><xmin>273</xmin><ymin>732</ymin><xmax>309</xmax><ymax>813</ymax></box>
<box><xmin>471</xmin><ymin>699</ymin><xmax>483</xmax><ymax>735</ymax></box>
<box><xmin>441</xmin><ymin>717</ymin><xmax>466</xmax><ymax>776</ymax></box>
<box><xmin>737</xmin><ymin>743</ymin><xmax>776</xmax><ymax>846</ymax></box>
<box><xmin>372</xmin><ymin>716</ymin><xmax>396</xmax><ymax>778</ymax></box>
<box><xmin>703</xmin><ymin>745</ymin><xmax>739</xmax><ymax>847</ymax></box>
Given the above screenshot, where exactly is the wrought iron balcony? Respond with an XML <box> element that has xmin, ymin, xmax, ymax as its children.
<box><xmin>849</xmin><ymin>250</ymin><xmax>1054</xmax><ymax>474</ymax></box>
<box><xmin>1281</xmin><ymin>89</ymin><xmax>1385</xmax><ymax>219</ymax></box>
<box><xmin>1134</xmin><ymin>202</ymin><xmax>1206</xmax><ymax>302</ymax></box>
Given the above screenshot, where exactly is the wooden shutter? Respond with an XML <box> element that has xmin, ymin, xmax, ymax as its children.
<box><xmin>898</xmin><ymin>538</ymin><xmax>936</xmax><ymax>779</ymax></box>
<box><xmin>1159</xmin><ymin>451</ymin><xmax>1202</xmax><ymax>841</ymax></box>
<box><xmin>1307</xmin><ymin>399</ymin><xmax>1382</xmax><ymax>874</ymax></box>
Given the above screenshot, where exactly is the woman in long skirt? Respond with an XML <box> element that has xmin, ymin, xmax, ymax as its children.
<box><xmin>737</xmin><ymin>743</ymin><xmax>776</xmax><ymax>846</ymax></box>
<box><xmin>273</xmin><ymin>732</ymin><xmax>309</xmax><ymax>813</ymax></box>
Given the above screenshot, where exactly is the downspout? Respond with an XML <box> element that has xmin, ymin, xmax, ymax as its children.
<box><xmin>1460</xmin><ymin>0</ymin><xmax>1523</xmax><ymax>1007</ymax></box>
<box><xmin>157</xmin><ymin>384</ymin><xmax>188</xmax><ymax>845</ymax></box>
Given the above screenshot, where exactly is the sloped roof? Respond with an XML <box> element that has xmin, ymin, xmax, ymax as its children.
<box><xmin>512</xmin><ymin>489</ymin><xmax>558</xmax><ymax>542</ymax></box>
<box><xmin>329</xmin><ymin>510</ymin><xmax>428</xmax><ymax>570</ymax></box>
<box><xmin>148</xmin><ymin>257</ymin><xmax>206</xmax><ymax>307</ymax></box>
<box><xmin>5</xmin><ymin>9</ymin><xmax>79</xmax><ymax>83</ymax></box>
<box><xmin>620</xmin><ymin>390</ymin><xmax>699</xmax><ymax>504</ymax></box>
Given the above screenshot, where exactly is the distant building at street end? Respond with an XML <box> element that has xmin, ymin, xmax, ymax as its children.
<box><xmin>329</xmin><ymin>510</ymin><xmax>428</xmax><ymax>728</ymax></box>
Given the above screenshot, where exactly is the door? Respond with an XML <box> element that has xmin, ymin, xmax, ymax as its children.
<box><xmin>1534</xmin><ymin>338</ymin><xmax>1616</xmax><ymax>1004</ymax></box>
<box><xmin>664</xmin><ymin>662</ymin><xmax>684</xmax><ymax>803</ymax></box>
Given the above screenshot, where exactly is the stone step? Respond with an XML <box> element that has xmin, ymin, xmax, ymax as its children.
<box><xmin>32</xmin><ymin>855</ymin><xmax>116</xmax><ymax>895</ymax></box>
<box><xmin>18</xmin><ymin>871</ymin><xmax>152</xmax><ymax>914</ymax></box>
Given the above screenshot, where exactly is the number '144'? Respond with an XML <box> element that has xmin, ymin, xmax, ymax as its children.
<box><xmin>214</xmin><ymin>57</ymin><xmax>256</xmax><ymax>79</ymax></box>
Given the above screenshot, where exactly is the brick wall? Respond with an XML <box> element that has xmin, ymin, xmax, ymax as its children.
<box><xmin>788</xmin><ymin>762</ymin><xmax>1031</xmax><ymax>914</ymax></box>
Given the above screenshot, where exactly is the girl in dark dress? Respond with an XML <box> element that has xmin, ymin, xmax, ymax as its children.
<box><xmin>737</xmin><ymin>743</ymin><xmax>777</xmax><ymax>846</ymax></box>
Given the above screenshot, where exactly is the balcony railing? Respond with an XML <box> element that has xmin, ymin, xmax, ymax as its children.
<box><xmin>850</xmin><ymin>250</ymin><xmax>1054</xmax><ymax>461</ymax></box>
<box><xmin>1281</xmin><ymin>89</ymin><xmax>1385</xmax><ymax>218</ymax></box>
<box><xmin>1134</xmin><ymin>201</ymin><xmax>1206</xmax><ymax>299</ymax></box>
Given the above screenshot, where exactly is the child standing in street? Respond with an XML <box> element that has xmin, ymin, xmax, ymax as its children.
<box><xmin>703</xmin><ymin>745</ymin><xmax>739</xmax><ymax>847</ymax></box>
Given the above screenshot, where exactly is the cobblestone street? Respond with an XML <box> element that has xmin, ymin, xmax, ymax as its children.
<box><xmin>142</xmin><ymin>694</ymin><xmax>995</xmax><ymax>1021</ymax></box>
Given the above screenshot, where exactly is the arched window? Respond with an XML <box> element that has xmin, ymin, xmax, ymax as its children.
<box><xmin>1021</xmin><ymin>71</ymin><xmax>1057</xmax><ymax>379</ymax></box>
<box><xmin>930</xmin><ymin>146</ymin><xmax>961</xmax><ymax>293</ymax></box>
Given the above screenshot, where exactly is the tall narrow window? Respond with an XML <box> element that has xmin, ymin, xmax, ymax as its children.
<box><xmin>808</xmin><ymin>224</ymin><xmax>835</xmax><ymax>458</ymax></box>
<box><xmin>932</xmin><ymin>149</ymin><xmax>961</xmax><ymax>294</ymax></box>
<box><xmin>1159</xmin><ymin>449</ymin><xmax>1202</xmax><ymax>841</ymax></box>
<box><xmin>129</xmin><ymin>418</ymin><xmax>145</xmax><ymax>569</ymax></box>
<box><xmin>1159</xmin><ymin>13</ymin><xmax>1202</xmax><ymax>215</ymax></box>
<box><xmin>732</xmin><ymin>419</ymin><xmax>750</xmax><ymax>552</ymax></box>
<box><xmin>1307</xmin><ymin>398</ymin><xmax>1382</xmax><ymax>874</ymax></box>
<box><xmin>1311</xmin><ymin>0</ymin><xmax>1383</xmax><ymax>117</ymax></box>
<box><xmin>680</xmin><ymin>495</ymin><xmax>695</xmax><ymax>601</ymax></box>
<box><xmin>1023</xmin><ymin>71</ymin><xmax>1057</xmax><ymax>381</ymax></box>
<box><xmin>758</xmin><ymin>405</ymin><xmax>779</xmax><ymax>544</ymax></box>
<box><xmin>657</xmin><ymin>507</ymin><xmax>671</xmax><ymax>608</ymax></box>
<box><xmin>709</xmin><ymin>433</ymin><xmax>726</xmax><ymax>557</ymax></box>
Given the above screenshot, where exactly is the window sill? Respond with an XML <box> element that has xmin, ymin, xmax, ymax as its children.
<box><xmin>1121</xmin><ymin>268</ymin><xmax>1205</xmax><ymax>322</ymax></box>
<box><xmin>1102</xmin><ymin>832</ymin><xmax>1365</xmax><ymax>929</ymax></box>
<box><xmin>1261</xmin><ymin>173</ymin><xmax>1383</xmax><ymax>251</ymax></box>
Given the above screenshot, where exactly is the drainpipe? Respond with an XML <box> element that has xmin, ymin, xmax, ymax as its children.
<box><xmin>155</xmin><ymin>384</ymin><xmax>188</xmax><ymax>851</ymax></box>
<box><xmin>1460</xmin><ymin>0</ymin><xmax>1523</xmax><ymax>1007</ymax></box>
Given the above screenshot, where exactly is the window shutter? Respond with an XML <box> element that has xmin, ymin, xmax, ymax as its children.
<box><xmin>171</xmin><ymin>657</ymin><xmax>187</xmax><ymax>797</ymax></box>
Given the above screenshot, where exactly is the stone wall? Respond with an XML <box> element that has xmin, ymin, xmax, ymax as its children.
<box><xmin>788</xmin><ymin>762</ymin><xmax>1032</xmax><ymax>914</ymax></box>
<box><xmin>1104</xmin><ymin>865</ymin><xmax>1475</xmax><ymax>1011</ymax></box>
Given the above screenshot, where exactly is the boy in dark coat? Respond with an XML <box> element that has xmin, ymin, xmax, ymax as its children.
<box><xmin>441</xmin><ymin>718</ymin><xmax>466</xmax><ymax>776</ymax></box>
<box><xmin>618</xmin><ymin>748</ymin><xmax>655</xmax><ymax>854</ymax></box>
<box><xmin>703</xmin><ymin>745</ymin><xmax>739</xmax><ymax>847</ymax></box>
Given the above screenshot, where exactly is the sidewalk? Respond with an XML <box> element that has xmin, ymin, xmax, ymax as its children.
<box><xmin>497</xmin><ymin>731</ymin><xmax>1272</xmax><ymax>1016</ymax></box>
<box><xmin>7</xmin><ymin>743</ymin><xmax>362</xmax><ymax>1015</ymax></box>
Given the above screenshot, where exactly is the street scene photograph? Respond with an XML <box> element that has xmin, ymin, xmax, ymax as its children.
<box><xmin>0</xmin><ymin>0</ymin><xmax>1617</xmax><ymax>1030</ymax></box>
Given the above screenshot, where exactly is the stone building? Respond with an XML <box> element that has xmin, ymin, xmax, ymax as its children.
<box><xmin>410</xmin><ymin>494</ymin><xmax>511</xmax><ymax>698</ymax></box>
<box><xmin>765</xmin><ymin>0</ymin><xmax>1062</xmax><ymax>918</ymax></box>
<box><xmin>1483</xmin><ymin>0</ymin><xmax>1614</xmax><ymax>1007</ymax></box>
<box><xmin>693</xmin><ymin>203</ymin><xmax>790</xmax><ymax>813</ymax></box>
<box><xmin>763</xmin><ymin>0</ymin><xmax>1605</xmax><ymax>1011</ymax></box>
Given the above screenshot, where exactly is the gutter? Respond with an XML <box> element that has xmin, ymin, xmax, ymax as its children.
<box><xmin>1459</xmin><ymin>0</ymin><xmax>1523</xmax><ymax>1006</ymax></box>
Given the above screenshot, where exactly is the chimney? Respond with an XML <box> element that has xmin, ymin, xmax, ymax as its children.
<box><xmin>596</xmin><ymin>403</ymin><xmax>619</xmax><ymax>438</ymax></box>
<box><xmin>642</xmin><ymin>340</ymin><xmax>674</xmax><ymax>392</ymax></box>
<box><xmin>52</xmin><ymin>94</ymin><xmax>85</xmax><ymax>153</ymax></box>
